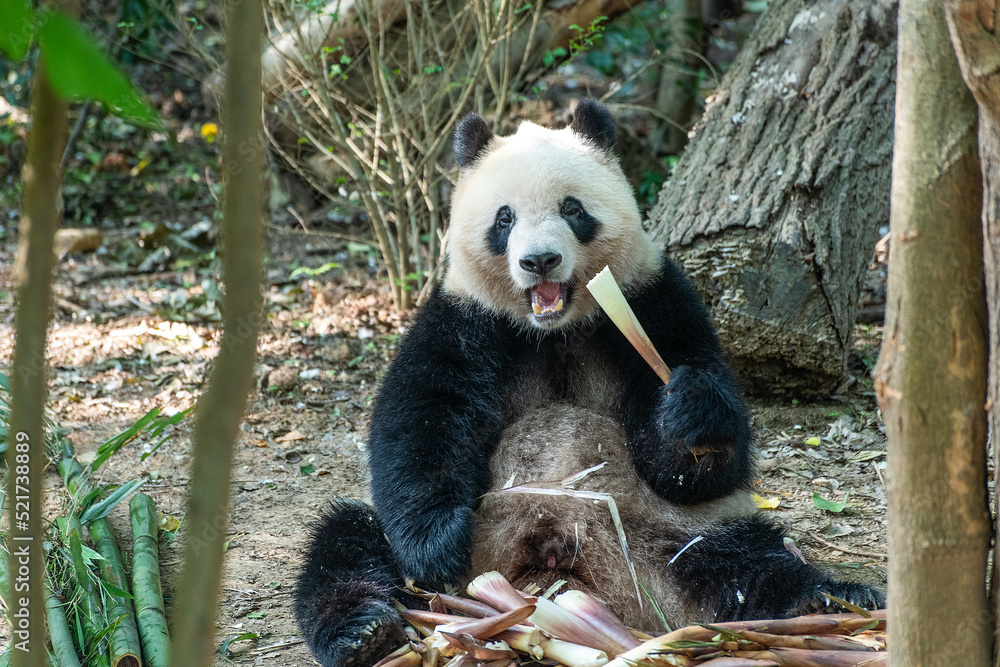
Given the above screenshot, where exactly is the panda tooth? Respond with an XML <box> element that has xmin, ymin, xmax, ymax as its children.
<box><xmin>532</xmin><ymin>302</ymin><xmax>543</xmax><ymax>316</ymax></box>
<box><xmin>554</xmin><ymin>298</ymin><xmax>564</xmax><ymax>312</ymax></box>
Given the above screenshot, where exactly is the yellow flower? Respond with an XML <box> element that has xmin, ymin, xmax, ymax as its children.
<box><xmin>201</xmin><ymin>122</ymin><xmax>219</xmax><ymax>143</ymax></box>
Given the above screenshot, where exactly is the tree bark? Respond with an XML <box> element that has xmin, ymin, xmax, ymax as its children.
<box><xmin>943</xmin><ymin>0</ymin><xmax>1000</xmax><ymax>661</ymax></box>
<box><xmin>652</xmin><ymin>0</ymin><xmax>703</xmax><ymax>154</ymax></box>
<box><xmin>647</xmin><ymin>0</ymin><xmax>896</xmax><ymax>396</ymax></box>
<box><xmin>874</xmin><ymin>0</ymin><xmax>991</xmax><ymax>665</ymax></box>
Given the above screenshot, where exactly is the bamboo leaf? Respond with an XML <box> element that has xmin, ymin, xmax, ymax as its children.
<box><xmin>99</xmin><ymin>580</ymin><xmax>136</xmax><ymax>601</ymax></box>
<box><xmin>220</xmin><ymin>632</ymin><xmax>259</xmax><ymax>656</ymax></box>
<box><xmin>812</xmin><ymin>491</ymin><xmax>850</xmax><ymax>513</ymax></box>
<box><xmin>91</xmin><ymin>407</ymin><xmax>161</xmax><ymax>471</ymax></box>
<box><xmin>80</xmin><ymin>479</ymin><xmax>147</xmax><ymax>523</ymax></box>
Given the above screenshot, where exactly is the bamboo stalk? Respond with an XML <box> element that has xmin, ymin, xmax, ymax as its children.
<box><xmin>415</xmin><ymin>591</ymin><xmax>500</xmax><ymax>618</ymax></box>
<box><xmin>736</xmin><ymin>648</ymin><xmax>887</xmax><ymax>667</ymax></box>
<box><xmin>408</xmin><ymin>605</ymin><xmax>534</xmax><ymax>638</ymax></box>
<box><xmin>737</xmin><ymin>629</ymin><xmax>878</xmax><ymax>652</ymax></box>
<box><xmin>87</xmin><ymin>520</ymin><xmax>141</xmax><ymax>667</ymax></box>
<box><xmin>604</xmin><ymin>612</ymin><xmax>888</xmax><ymax>667</ymax></box>
<box><xmin>696</xmin><ymin>659</ymin><xmax>777</xmax><ymax>667</ymax></box>
<box><xmin>44</xmin><ymin>584</ymin><xmax>83</xmax><ymax>667</ymax></box>
<box><xmin>129</xmin><ymin>493</ymin><xmax>170</xmax><ymax>667</ymax></box>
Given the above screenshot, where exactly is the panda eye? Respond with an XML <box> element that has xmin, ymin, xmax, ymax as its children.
<box><xmin>560</xmin><ymin>197</ymin><xmax>583</xmax><ymax>218</ymax></box>
<box><xmin>495</xmin><ymin>205</ymin><xmax>514</xmax><ymax>228</ymax></box>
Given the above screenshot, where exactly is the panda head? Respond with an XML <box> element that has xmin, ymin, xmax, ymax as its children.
<box><xmin>444</xmin><ymin>99</ymin><xmax>660</xmax><ymax>331</ymax></box>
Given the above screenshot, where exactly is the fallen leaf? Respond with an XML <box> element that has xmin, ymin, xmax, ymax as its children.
<box><xmin>813</xmin><ymin>491</ymin><xmax>850</xmax><ymax>513</ymax></box>
<box><xmin>54</xmin><ymin>228</ymin><xmax>103</xmax><ymax>258</ymax></box>
<box><xmin>751</xmin><ymin>492</ymin><xmax>781</xmax><ymax>509</ymax></box>
<box><xmin>276</xmin><ymin>430</ymin><xmax>307</xmax><ymax>443</ymax></box>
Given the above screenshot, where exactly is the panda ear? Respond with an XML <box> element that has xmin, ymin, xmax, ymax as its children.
<box><xmin>454</xmin><ymin>113</ymin><xmax>493</xmax><ymax>169</ymax></box>
<box><xmin>570</xmin><ymin>99</ymin><xmax>616</xmax><ymax>150</ymax></box>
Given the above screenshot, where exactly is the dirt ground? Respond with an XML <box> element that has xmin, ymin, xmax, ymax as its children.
<box><xmin>0</xmin><ymin>221</ymin><xmax>888</xmax><ymax>665</ymax></box>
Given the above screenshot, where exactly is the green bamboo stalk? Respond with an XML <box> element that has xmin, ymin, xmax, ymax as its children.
<box><xmin>64</xmin><ymin>517</ymin><xmax>111</xmax><ymax>667</ymax></box>
<box><xmin>169</xmin><ymin>0</ymin><xmax>264</xmax><ymax>662</ymax></box>
<box><xmin>44</xmin><ymin>585</ymin><xmax>82</xmax><ymax>667</ymax></box>
<box><xmin>129</xmin><ymin>493</ymin><xmax>169</xmax><ymax>667</ymax></box>
<box><xmin>56</xmin><ymin>454</ymin><xmax>86</xmax><ymax>501</ymax></box>
<box><xmin>87</xmin><ymin>520</ymin><xmax>141</xmax><ymax>667</ymax></box>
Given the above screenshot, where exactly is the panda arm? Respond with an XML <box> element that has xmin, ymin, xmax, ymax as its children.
<box><xmin>616</xmin><ymin>255</ymin><xmax>755</xmax><ymax>505</ymax></box>
<box><xmin>367</xmin><ymin>290</ymin><xmax>516</xmax><ymax>587</ymax></box>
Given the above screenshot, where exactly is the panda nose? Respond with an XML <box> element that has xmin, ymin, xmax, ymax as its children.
<box><xmin>519</xmin><ymin>252</ymin><xmax>562</xmax><ymax>275</ymax></box>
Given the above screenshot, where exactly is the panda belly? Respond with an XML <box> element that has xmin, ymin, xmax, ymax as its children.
<box><xmin>470</xmin><ymin>403</ymin><xmax>756</xmax><ymax>631</ymax></box>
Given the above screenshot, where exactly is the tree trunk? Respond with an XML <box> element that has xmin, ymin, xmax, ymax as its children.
<box><xmin>7</xmin><ymin>2</ymin><xmax>74</xmax><ymax>664</ymax></box>
<box><xmin>169</xmin><ymin>0</ymin><xmax>265</xmax><ymax>664</ymax></box>
<box><xmin>255</xmin><ymin>0</ymin><xmax>647</xmax><ymax>100</ymax></box>
<box><xmin>874</xmin><ymin>0</ymin><xmax>991</xmax><ymax>664</ymax></box>
<box><xmin>652</xmin><ymin>0</ymin><xmax>703</xmax><ymax>154</ymax></box>
<box><xmin>647</xmin><ymin>0</ymin><xmax>896</xmax><ymax>396</ymax></box>
<box><xmin>944</xmin><ymin>0</ymin><xmax>1000</xmax><ymax>661</ymax></box>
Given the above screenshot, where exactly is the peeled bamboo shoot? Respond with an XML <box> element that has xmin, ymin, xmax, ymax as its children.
<box><xmin>586</xmin><ymin>266</ymin><xmax>671</xmax><ymax>384</ymax></box>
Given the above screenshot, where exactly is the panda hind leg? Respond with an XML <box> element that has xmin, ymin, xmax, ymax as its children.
<box><xmin>669</xmin><ymin>515</ymin><xmax>884</xmax><ymax>622</ymax></box>
<box><xmin>294</xmin><ymin>499</ymin><xmax>409</xmax><ymax>667</ymax></box>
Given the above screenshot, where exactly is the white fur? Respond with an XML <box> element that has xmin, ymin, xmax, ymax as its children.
<box><xmin>444</xmin><ymin>120</ymin><xmax>661</xmax><ymax>329</ymax></box>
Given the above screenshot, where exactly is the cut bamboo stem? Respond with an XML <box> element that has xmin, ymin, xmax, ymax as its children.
<box><xmin>45</xmin><ymin>584</ymin><xmax>83</xmax><ymax>667</ymax></box>
<box><xmin>87</xmin><ymin>519</ymin><xmax>141</xmax><ymax>667</ymax></box>
<box><xmin>586</xmin><ymin>266</ymin><xmax>671</xmax><ymax>384</ymax></box>
<box><xmin>129</xmin><ymin>493</ymin><xmax>171</xmax><ymax>667</ymax></box>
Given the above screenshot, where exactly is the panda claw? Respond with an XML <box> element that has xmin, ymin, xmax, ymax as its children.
<box><xmin>789</xmin><ymin>582</ymin><xmax>885</xmax><ymax>617</ymax></box>
<box><xmin>337</xmin><ymin>611</ymin><xmax>407</xmax><ymax>667</ymax></box>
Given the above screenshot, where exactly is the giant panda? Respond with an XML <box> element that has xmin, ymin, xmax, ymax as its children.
<box><xmin>294</xmin><ymin>99</ymin><xmax>883</xmax><ymax>667</ymax></box>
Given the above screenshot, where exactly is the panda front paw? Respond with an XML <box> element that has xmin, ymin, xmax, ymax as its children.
<box><xmin>648</xmin><ymin>365</ymin><xmax>754</xmax><ymax>504</ymax></box>
<box><xmin>308</xmin><ymin>600</ymin><xmax>407</xmax><ymax>667</ymax></box>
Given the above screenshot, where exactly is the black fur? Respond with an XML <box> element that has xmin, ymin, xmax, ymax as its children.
<box><xmin>367</xmin><ymin>289</ymin><xmax>524</xmax><ymax>587</ymax></box>
<box><xmin>669</xmin><ymin>515</ymin><xmax>885</xmax><ymax>620</ymax></box>
<box><xmin>570</xmin><ymin>98</ymin><xmax>616</xmax><ymax>149</ymax></box>
<box><xmin>613</xmin><ymin>257</ymin><xmax>756</xmax><ymax>504</ymax></box>
<box><xmin>488</xmin><ymin>204</ymin><xmax>514</xmax><ymax>255</ymax></box>
<box><xmin>559</xmin><ymin>196</ymin><xmax>600</xmax><ymax>243</ymax></box>
<box><xmin>294</xmin><ymin>500</ymin><xmax>409</xmax><ymax>667</ymax></box>
<box><xmin>454</xmin><ymin>113</ymin><xmax>493</xmax><ymax>168</ymax></box>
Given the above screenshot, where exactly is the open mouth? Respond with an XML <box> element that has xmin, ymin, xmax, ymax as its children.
<box><xmin>529</xmin><ymin>281</ymin><xmax>570</xmax><ymax>319</ymax></box>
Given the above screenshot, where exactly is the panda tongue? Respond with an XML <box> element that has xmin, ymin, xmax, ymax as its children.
<box><xmin>534</xmin><ymin>281</ymin><xmax>563</xmax><ymax>311</ymax></box>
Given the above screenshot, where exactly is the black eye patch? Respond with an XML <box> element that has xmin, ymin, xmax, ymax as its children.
<box><xmin>559</xmin><ymin>196</ymin><xmax>600</xmax><ymax>244</ymax></box>
<box><xmin>488</xmin><ymin>204</ymin><xmax>515</xmax><ymax>255</ymax></box>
